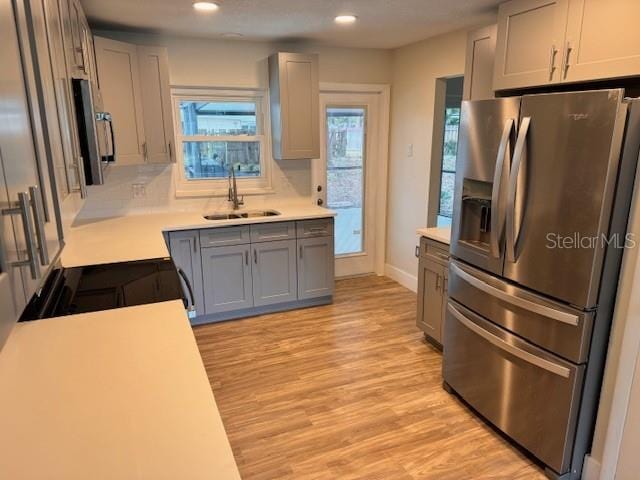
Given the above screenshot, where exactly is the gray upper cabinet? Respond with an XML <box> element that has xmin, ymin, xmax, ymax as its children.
<box><xmin>94</xmin><ymin>36</ymin><xmax>146</xmax><ymax>165</ymax></box>
<box><xmin>463</xmin><ymin>24</ymin><xmax>497</xmax><ymax>101</ymax></box>
<box><xmin>297</xmin><ymin>236</ymin><xmax>334</xmax><ymax>300</ymax></box>
<box><xmin>2</xmin><ymin>0</ymin><xmax>68</xmax><ymax>349</ymax></box>
<box><xmin>494</xmin><ymin>0</ymin><xmax>640</xmax><ymax>90</ymax></box>
<box><xmin>61</xmin><ymin>0</ymin><xmax>89</xmax><ymax>79</ymax></box>
<box><xmin>168</xmin><ymin>230</ymin><xmax>205</xmax><ymax>317</ymax></box>
<box><xmin>493</xmin><ymin>0</ymin><xmax>569</xmax><ymax>90</ymax></box>
<box><xmin>268</xmin><ymin>52</ymin><xmax>320</xmax><ymax>160</ymax></box>
<box><xmin>137</xmin><ymin>45</ymin><xmax>175</xmax><ymax>163</ymax></box>
<box><xmin>202</xmin><ymin>244</ymin><xmax>254</xmax><ymax>314</ymax></box>
<box><xmin>562</xmin><ymin>0</ymin><xmax>640</xmax><ymax>83</ymax></box>
<box><xmin>251</xmin><ymin>239</ymin><xmax>297</xmax><ymax>307</ymax></box>
<box><xmin>94</xmin><ymin>38</ymin><xmax>174</xmax><ymax>165</ymax></box>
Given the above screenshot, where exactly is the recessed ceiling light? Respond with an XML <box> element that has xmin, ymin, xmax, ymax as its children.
<box><xmin>222</xmin><ymin>32</ymin><xmax>243</xmax><ymax>38</ymax></box>
<box><xmin>334</xmin><ymin>15</ymin><xmax>357</xmax><ymax>24</ymax></box>
<box><xmin>193</xmin><ymin>2</ymin><xmax>219</xmax><ymax>12</ymax></box>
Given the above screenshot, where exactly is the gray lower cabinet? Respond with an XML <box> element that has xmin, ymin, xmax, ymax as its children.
<box><xmin>168</xmin><ymin>230</ymin><xmax>205</xmax><ymax>316</ymax></box>
<box><xmin>252</xmin><ymin>239</ymin><xmax>297</xmax><ymax>307</ymax></box>
<box><xmin>297</xmin><ymin>236</ymin><xmax>335</xmax><ymax>300</ymax></box>
<box><xmin>202</xmin><ymin>244</ymin><xmax>253</xmax><ymax>314</ymax></box>
<box><xmin>168</xmin><ymin>218</ymin><xmax>335</xmax><ymax>323</ymax></box>
<box><xmin>416</xmin><ymin>237</ymin><xmax>449</xmax><ymax>346</ymax></box>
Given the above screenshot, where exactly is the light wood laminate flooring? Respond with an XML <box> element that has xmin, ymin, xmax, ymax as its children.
<box><xmin>194</xmin><ymin>276</ymin><xmax>546</xmax><ymax>479</ymax></box>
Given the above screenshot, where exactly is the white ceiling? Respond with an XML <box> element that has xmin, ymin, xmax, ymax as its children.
<box><xmin>81</xmin><ymin>0</ymin><xmax>501</xmax><ymax>49</ymax></box>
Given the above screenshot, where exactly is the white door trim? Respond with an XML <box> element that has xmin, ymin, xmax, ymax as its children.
<box><xmin>317</xmin><ymin>83</ymin><xmax>390</xmax><ymax>276</ymax></box>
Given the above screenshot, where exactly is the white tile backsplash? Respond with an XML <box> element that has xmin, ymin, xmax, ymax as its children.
<box><xmin>76</xmin><ymin>162</ymin><xmax>314</xmax><ymax>220</ymax></box>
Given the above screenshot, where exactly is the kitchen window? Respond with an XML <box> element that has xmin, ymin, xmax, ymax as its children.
<box><xmin>172</xmin><ymin>88</ymin><xmax>272</xmax><ymax>196</ymax></box>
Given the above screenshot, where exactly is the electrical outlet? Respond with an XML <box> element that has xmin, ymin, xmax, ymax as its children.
<box><xmin>132</xmin><ymin>183</ymin><xmax>146</xmax><ymax>199</ymax></box>
<box><xmin>407</xmin><ymin>143</ymin><xmax>414</xmax><ymax>157</ymax></box>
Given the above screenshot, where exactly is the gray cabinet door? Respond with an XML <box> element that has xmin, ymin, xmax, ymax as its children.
<box><xmin>252</xmin><ymin>239</ymin><xmax>297</xmax><ymax>307</ymax></box>
<box><xmin>268</xmin><ymin>52</ymin><xmax>320</xmax><ymax>160</ymax></box>
<box><xmin>1</xmin><ymin>0</ymin><xmax>63</xmax><ymax>302</ymax></box>
<box><xmin>168</xmin><ymin>230</ymin><xmax>204</xmax><ymax>317</ymax></box>
<box><xmin>417</xmin><ymin>257</ymin><xmax>445</xmax><ymax>344</ymax></box>
<box><xmin>463</xmin><ymin>24</ymin><xmax>497</xmax><ymax>101</ymax></box>
<box><xmin>493</xmin><ymin>0</ymin><xmax>569</xmax><ymax>90</ymax></box>
<box><xmin>297</xmin><ymin>236</ymin><xmax>334</xmax><ymax>300</ymax></box>
<box><xmin>136</xmin><ymin>45</ymin><xmax>174</xmax><ymax>164</ymax></box>
<box><xmin>563</xmin><ymin>0</ymin><xmax>640</xmax><ymax>84</ymax></box>
<box><xmin>202</xmin><ymin>244</ymin><xmax>253</xmax><ymax>314</ymax></box>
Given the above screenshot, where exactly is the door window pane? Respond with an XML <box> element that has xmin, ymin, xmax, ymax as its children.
<box><xmin>326</xmin><ymin>107</ymin><xmax>365</xmax><ymax>255</ymax></box>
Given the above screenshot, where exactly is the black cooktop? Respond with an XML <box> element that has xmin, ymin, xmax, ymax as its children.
<box><xmin>20</xmin><ymin>258</ymin><xmax>186</xmax><ymax>321</ymax></box>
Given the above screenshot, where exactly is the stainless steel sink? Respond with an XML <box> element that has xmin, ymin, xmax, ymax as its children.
<box><xmin>203</xmin><ymin>210</ymin><xmax>280</xmax><ymax>221</ymax></box>
<box><xmin>238</xmin><ymin>210</ymin><xmax>280</xmax><ymax>218</ymax></box>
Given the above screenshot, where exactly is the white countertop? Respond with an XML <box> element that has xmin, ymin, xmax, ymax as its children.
<box><xmin>62</xmin><ymin>204</ymin><xmax>335</xmax><ymax>267</ymax></box>
<box><xmin>417</xmin><ymin>226</ymin><xmax>451</xmax><ymax>245</ymax></box>
<box><xmin>0</xmin><ymin>301</ymin><xmax>241</xmax><ymax>480</ymax></box>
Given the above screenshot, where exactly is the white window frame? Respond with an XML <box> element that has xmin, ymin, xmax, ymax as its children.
<box><xmin>171</xmin><ymin>87</ymin><xmax>274</xmax><ymax>197</ymax></box>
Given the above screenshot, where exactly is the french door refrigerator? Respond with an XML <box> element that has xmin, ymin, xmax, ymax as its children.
<box><xmin>444</xmin><ymin>89</ymin><xmax>640</xmax><ymax>479</ymax></box>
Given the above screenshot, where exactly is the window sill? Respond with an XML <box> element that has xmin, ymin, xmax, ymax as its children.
<box><xmin>174</xmin><ymin>186</ymin><xmax>276</xmax><ymax>198</ymax></box>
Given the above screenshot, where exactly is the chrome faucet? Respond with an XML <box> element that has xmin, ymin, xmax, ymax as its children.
<box><xmin>228</xmin><ymin>166</ymin><xmax>244</xmax><ymax>210</ymax></box>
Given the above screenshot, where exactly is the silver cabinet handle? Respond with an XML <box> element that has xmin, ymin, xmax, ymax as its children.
<box><xmin>563</xmin><ymin>41</ymin><xmax>572</xmax><ymax>78</ymax></box>
<box><xmin>245</xmin><ymin>250</ymin><xmax>249</xmax><ymax>265</ymax></box>
<box><xmin>450</xmin><ymin>263</ymin><xmax>579</xmax><ymax>326</ymax></box>
<box><xmin>448</xmin><ymin>303</ymin><xmax>571</xmax><ymax>378</ymax></box>
<box><xmin>3</xmin><ymin>193</ymin><xmax>40</xmax><ymax>280</ymax></box>
<box><xmin>548</xmin><ymin>44</ymin><xmax>557</xmax><ymax>80</ymax></box>
<box><xmin>253</xmin><ymin>248</ymin><xmax>257</xmax><ymax>264</ymax></box>
<box><xmin>29</xmin><ymin>186</ymin><xmax>49</xmax><ymax>266</ymax></box>
<box><xmin>490</xmin><ymin>118</ymin><xmax>514</xmax><ymax>259</ymax></box>
<box><xmin>415</xmin><ymin>245</ymin><xmax>420</xmax><ymax>258</ymax></box>
<box><xmin>435</xmin><ymin>274</ymin><xmax>441</xmax><ymax>292</ymax></box>
<box><xmin>299</xmin><ymin>245</ymin><xmax>303</xmax><ymax>259</ymax></box>
<box><xmin>506</xmin><ymin>116</ymin><xmax>530</xmax><ymax>263</ymax></box>
<box><xmin>142</xmin><ymin>142</ymin><xmax>148</xmax><ymax>162</ymax></box>
<box><xmin>168</xmin><ymin>141</ymin><xmax>173</xmax><ymax>161</ymax></box>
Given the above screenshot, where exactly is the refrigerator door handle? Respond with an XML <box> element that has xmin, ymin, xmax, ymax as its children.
<box><xmin>447</xmin><ymin>303</ymin><xmax>571</xmax><ymax>378</ymax></box>
<box><xmin>450</xmin><ymin>262</ymin><xmax>580</xmax><ymax>326</ymax></box>
<box><xmin>506</xmin><ymin>116</ymin><xmax>530</xmax><ymax>263</ymax></box>
<box><xmin>490</xmin><ymin>118</ymin><xmax>514</xmax><ymax>258</ymax></box>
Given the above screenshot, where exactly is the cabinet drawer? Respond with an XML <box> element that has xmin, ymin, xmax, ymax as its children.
<box><xmin>419</xmin><ymin>237</ymin><xmax>449</xmax><ymax>265</ymax></box>
<box><xmin>199</xmin><ymin>226</ymin><xmax>250</xmax><ymax>247</ymax></box>
<box><xmin>296</xmin><ymin>218</ymin><xmax>333</xmax><ymax>238</ymax></box>
<box><xmin>250</xmin><ymin>222</ymin><xmax>295</xmax><ymax>243</ymax></box>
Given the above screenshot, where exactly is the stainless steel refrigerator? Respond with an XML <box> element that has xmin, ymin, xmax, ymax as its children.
<box><xmin>444</xmin><ymin>89</ymin><xmax>640</xmax><ymax>479</ymax></box>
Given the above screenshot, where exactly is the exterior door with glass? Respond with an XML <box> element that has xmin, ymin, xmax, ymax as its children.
<box><xmin>314</xmin><ymin>92</ymin><xmax>380</xmax><ymax>277</ymax></box>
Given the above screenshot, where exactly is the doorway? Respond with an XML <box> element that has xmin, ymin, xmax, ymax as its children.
<box><xmin>313</xmin><ymin>87</ymin><xmax>389</xmax><ymax>278</ymax></box>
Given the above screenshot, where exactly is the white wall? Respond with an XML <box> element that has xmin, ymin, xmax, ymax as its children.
<box><xmin>384</xmin><ymin>30</ymin><xmax>467</xmax><ymax>291</ymax></box>
<box><xmin>78</xmin><ymin>32</ymin><xmax>392</xmax><ymax>219</ymax></box>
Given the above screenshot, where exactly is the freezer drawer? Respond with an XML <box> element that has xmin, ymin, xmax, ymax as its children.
<box><xmin>448</xmin><ymin>260</ymin><xmax>593</xmax><ymax>363</ymax></box>
<box><xmin>443</xmin><ymin>300</ymin><xmax>585</xmax><ymax>475</ymax></box>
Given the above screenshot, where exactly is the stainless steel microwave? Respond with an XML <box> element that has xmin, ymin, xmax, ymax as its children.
<box><xmin>72</xmin><ymin>78</ymin><xmax>114</xmax><ymax>185</ymax></box>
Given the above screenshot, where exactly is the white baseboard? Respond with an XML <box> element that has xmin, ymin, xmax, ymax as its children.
<box><xmin>385</xmin><ymin>263</ymin><xmax>417</xmax><ymax>292</ymax></box>
<box><xmin>582</xmin><ymin>455</ymin><xmax>602</xmax><ymax>480</ymax></box>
